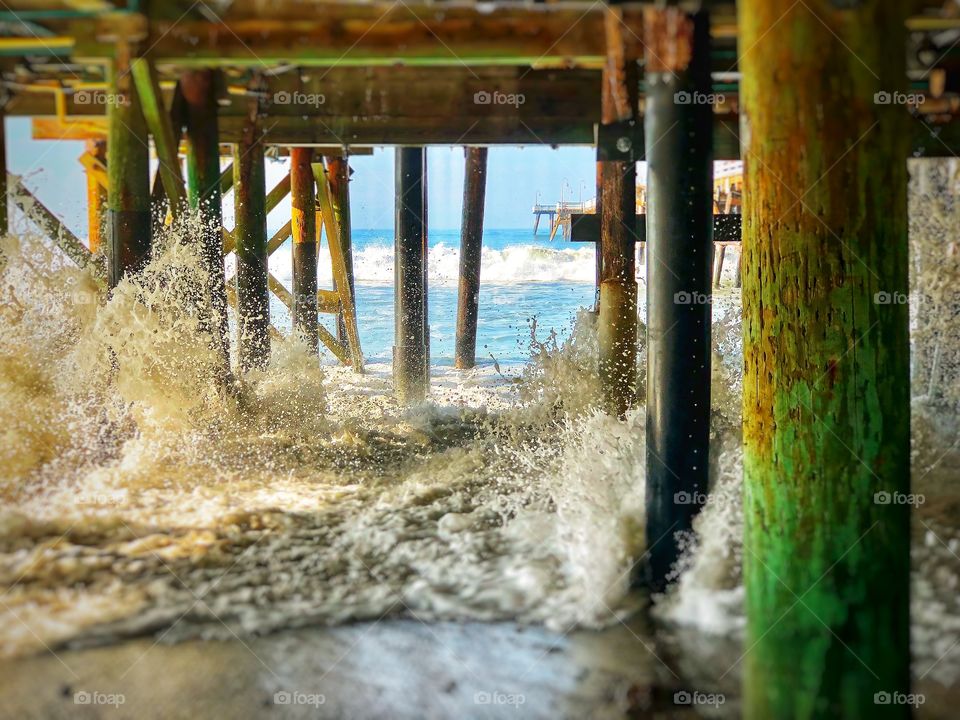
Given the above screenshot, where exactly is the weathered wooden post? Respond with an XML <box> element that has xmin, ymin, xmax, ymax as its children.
<box><xmin>107</xmin><ymin>42</ymin><xmax>150</xmax><ymax>287</ymax></box>
<box><xmin>326</xmin><ymin>156</ymin><xmax>354</xmax><ymax>345</ymax></box>
<box><xmin>597</xmin><ymin>3</ymin><xmax>639</xmax><ymax>417</ymax></box>
<box><xmin>394</xmin><ymin>146</ymin><xmax>427</xmax><ymax>403</ymax></box>
<box><xmin>181</xmin><ymin>69</ymin><xmax>229</xmax><ymax>369</ymax></box>
<box><xmin>84</xmin><ymin>140</ymin><xmax>107</xmax><ymax>253</ymax></box>
<box><xmin>455</xmin><ymin>146</ymin><xmax>488</xmax><ymax>369</ymax></box>
<box><xmin>0</xmin><ymin>108</ymin><xmax>8</xmax><ymax>237</ymax></box>
<box><xmin>592</xmin><ymin>162</ymin><xmax>603</xmax><ymax>311</ymax></box>
<box><xmin>713</xmin><ymin>244</ymin><xmax>726</xmax><ymax>288</ymax></box>
<box><xmin>233</xmin><ymin>79</ymin><xmax>269</xmax><ymax>372</ymax></box>
<box><xmin>643</xmin><ymin>8</ymin><xmax>714</xmax><ymax>591</ymax></box>
<box><xmin>740</xmin><ymin>1</ymin><xmax>910</xmax><ymax>716</ymax></box>
<box><xmin>290</xmin><ymin>147</ymin><xmax>318</xmax><ymax>351</ymax></box>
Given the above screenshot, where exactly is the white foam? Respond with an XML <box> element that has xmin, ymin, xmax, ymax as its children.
<box><xmin>267</xmin><ymin>241</ymin><xmax>601</xmax><ymax>287</ymax></box>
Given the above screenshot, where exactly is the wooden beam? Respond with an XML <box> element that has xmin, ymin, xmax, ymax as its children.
<box><xmin>31</xmin><ymin>116</ymin><xmax>108</xmax><ymax>140</ymax></box>
<box><xmin>81</xmin><ymin>139</ymin><xmax>107</xmax><ymax>253</ymax></box>
<box><xmin>8</xmin><ymin>173</ymin><xmax>93</xmax><ymax>270</ymax></box>
<box><xmin>314</xmin><ymin>160</ymin><xmax>364</xmax><ymax>372</ymax></box>
<box><xmin>218</xmin><ymin>116</ymin><xmax>594</xmax><ymax>146</ymax></box>
<box><xmin>72</xmin><ymin>3</ymin><xmax>645</xmax><ymax>67</ymax></box>
<box><xmin>131</xmin><ymin>57</ymin><xmax>187</xmax><ymax>215</ymax></box>
<box><xmin>317</xmin><ymin>289</ymin><xmax>340</xmax><ymax>315</ymax></box>
<box><xmin>265</xmin><ymin>173</ymin><xmax>291</xmax><ymax>214</ymax></box>
<box><xmin>569</xmin><ymin>214</ymin><xmax>741</xmax><ymax>243</ymax></box>
<box><xmin>77</xmin><ymin>147</ymin><xmax>109</xmax><ymax>190</ymax></box>
<box><xmin>325</xmin><ymin>156</ymin><xmax>353</xmax><ymax>345</ymax></box>
<box><xmin>219</xmin><ymin>162</ymin><xmax>233</xmax><ymax>195</ymax></box>
<box><xmin>16</xmin><ymin>65</ymin><xmax>960</xmax><ymax>155</ymax></box>
<box><xmin>222</xmin><ymin>173</ymin><xmax>289</xmax><ymax>255</ymax></box>
<box><xmin>267</xmin><ymin>220</ymin><xmax>292</xmax><ymax>256</ymax></box>
<box><xmin>24</xmin><ymin>108</ymin><xmax>960</xmax><ymax>154</ymax></box>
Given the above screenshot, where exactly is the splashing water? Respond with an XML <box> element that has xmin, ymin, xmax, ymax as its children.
<box><xmin>1</xmin><ymin>162</ymin><xmax>959</xmax><ymax>703</ymax></box>
<box><xmin>0</xmin><ymin>215</ymin><xmax>657</xmax><ymax>657</ymax></box>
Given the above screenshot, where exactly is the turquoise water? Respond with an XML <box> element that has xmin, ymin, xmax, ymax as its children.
<box><xmin>266</xmin><ymin>228</ymin><xmax>599</xmax><ymax>365</ymax></box>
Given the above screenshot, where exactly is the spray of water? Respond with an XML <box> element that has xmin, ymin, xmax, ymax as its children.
<box><xmin>0</xmin><ymin>163</ymin><xmax>958</xmax><ymax>695</ymax></box>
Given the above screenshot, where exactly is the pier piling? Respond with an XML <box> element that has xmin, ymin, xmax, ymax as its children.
<box><xmin>643</xmin><ymin>8</ymin><xmax>714</xmax><ymax>591</ymax></box>
<box><xmin>394</xmin><ymin>147</ymin><xmax>427</xmax><ymax>403</ymax></box>
<box><xmin>740</xmin><ymin>0</ymin><xmax>911</xmax><ymax>715</ymax></box>
<box><xmin>713</xmin><ymin>244</ymin><xmax>726</xmax><ymax>288</ymax></box>
<box><xmin>290</xmin><ymin>147</ymin><xmax>318</xmax><ymax>352</ymax></box>
<box><xmin>597</xmin><ymin>4</ymin><xmax>639</xmax><ymax>418</ymax></box>
<box><xmin>84</xmin><ymin>140</ymin><xmax>107</xmax><ymax>254</ymax></box>
<box><xmin>106</xmin><ymin>42</ymin><xmax>150</xmax><ymax>287</ymax></box>
<box><xmin>182</xmin><ymin>69</ymin><xmax>229</xmax><ymax>370</ymax></box>
<box><xmin>422</xmin><ymin>152</ymin><xmax>430</xmax><ymax>384</ymax></box>
<box><xmin>455</xmin><ymin>146</ymin><xmax>488</xmax><ymax>370</ymax></box>
<box><xmin>233</xmin><ymin>80</ymin><xmax>269</xmax><ymax>372</ymax></box>
<box><xmin>0</xmin><ymin>110</ymin><xmax>8</xmax><ymax>238</ymax></box>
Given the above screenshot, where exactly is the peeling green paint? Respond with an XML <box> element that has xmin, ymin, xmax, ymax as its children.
<box><xmin>739</xmin><ymin>1</ymin><xmax>911</xmax><ymax>718</ymax></box>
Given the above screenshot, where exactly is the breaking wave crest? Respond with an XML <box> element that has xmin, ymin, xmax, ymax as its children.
<box><xmin>270</xmin><ymin>240</ymin><xmax>601</xmax><ymax>287</ymax></box>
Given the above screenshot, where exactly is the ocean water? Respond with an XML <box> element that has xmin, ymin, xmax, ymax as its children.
<box><xmin>263</xmin><ymin>228</ymin><xmax>600</xmax><ymax>365</ymax></box>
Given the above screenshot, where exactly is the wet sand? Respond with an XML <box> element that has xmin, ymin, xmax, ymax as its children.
<box><xmin>3</xmin><ymin>617</ymin><xmax>960</xmax><ymax>719</ymax></box>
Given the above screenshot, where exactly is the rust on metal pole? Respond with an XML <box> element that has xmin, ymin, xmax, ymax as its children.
<box><xmin>326</xmin><ymin>155</ymin><xmax>354</xmax><ymax>345</ymax></box>
<box><xmin>290</xmin><ymin>147</ymin><xmax>318</xmax><ymax>352</ymax></box>
<box><xmin>740</xmin><ymin>0</ymin><xmax>911</xmax><ymax>716</ymax></box>
<box><xmin>181</xmin><ymin>69</ymin><xmax>229</xmax><ymax>371</ymax></box>
<box><xmin>233</xmin><ymin>77</ymin><xmax>269</xmax><ymax>372</ymax></box>
<box><xmin>107</xmin><ymin>40</ymin><xmax>151</xmax><ymax>287</ymax></box>
<box><xmin>597</xmin><ymin>4</ymin><xmax>639</xmax><ymax>417</ymax></box>
<box><xmin>454</xmin><ymin>146</ymin><xmax>488</xmax><ymax>369</ymax></box>
<box><xmin>84</xmin><ymin>139</ymin><xmax>107</xmax><ymax>254</ymax></box>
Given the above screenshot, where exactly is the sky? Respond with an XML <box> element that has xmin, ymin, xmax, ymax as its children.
<box><xmin>6</xmin><ymin>118</ymin><xmax>602</xmax><ymax>236</ymax></box>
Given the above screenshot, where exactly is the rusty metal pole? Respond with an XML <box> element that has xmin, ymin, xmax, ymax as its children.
<box><xmin>107</xmin><ymin>42</ymin><xmax>151</xmax><ymax>287</ymax></box>
<box><xmin>233</xmin><ymin>80</ymin><xmax>269</xmax><ymax>372</ymax></box>
<box><xmin>597</xmin><ymin>5</ymin><xmax>639</xmax><ymax>417</ymax></box>
<box><xmin>290</xmin><ymin>147</ymin><xmax>318</xmax><ymax>352</ymax></box>
<box><xmin>455</xmin><ymin>147</ymin><xmax>488</xmax><ymax>370</ymax></box>
<box><xmin>394</xmin><ymin>147</ymin><xmax>427</xmax><ymax>403</ymax></box>
<box><xmin>181</xmin><ymin>69</ymin><xmax>229</xmax><ymax>371</ymax></box>
<box><xmin>740</xmin><ymin>0</ymin><xmax>910</xmax><ymax>715</ymax></box>
<box><xmin>643</xmin><ymin>8</ymin><xmax>714</xmax><ymax>592</ymax></box>
<box><xmin>326</xmin><ymin>156</ymin><xmax>354</xmax><ymax>346</ymax></box>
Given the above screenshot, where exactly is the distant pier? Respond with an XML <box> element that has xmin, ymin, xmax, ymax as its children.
<box><xmin>532</xmin><ymin>200</ymin><xmax>592</xmax><ymax>241</ymax></box>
